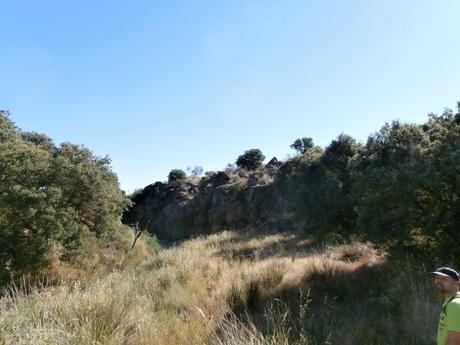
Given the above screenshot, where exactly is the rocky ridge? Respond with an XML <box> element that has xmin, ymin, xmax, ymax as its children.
<box><xmin>123</xmin><ymin>158</ymin><xmax>294</xmax><ymax>240</ymax></box>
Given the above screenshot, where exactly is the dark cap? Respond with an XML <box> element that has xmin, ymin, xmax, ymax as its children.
<box><xmin>431</xmin><ymin>267</ymin><xmax>460</xmax><ymax>281</ymax></box>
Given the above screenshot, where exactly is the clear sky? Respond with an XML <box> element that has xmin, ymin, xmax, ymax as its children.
<box><xmin>1</xmin><ymin>1</ymin><xmax>460</xmax><ymax>193</ymax></box>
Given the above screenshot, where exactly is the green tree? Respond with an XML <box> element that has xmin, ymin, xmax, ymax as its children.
<box><xmin>0</xmin><ymin>113</ymin><xmax>130</xmax><ymax>283</ymax></box>
<box><xmin>416</xmin><ymin>108</ymin><xmax>460</xmax><ymax>263</ymax></box>
<box><xmin>291</xmin><ymin>134</ymin><xmax>360</xmax><ymax>237</ymax></box>
<box><xmin>236</xmin><ymin>149</ymin><xmax>265</xmax><ymax>170</ymax></box>
<box><xmin>285</xmin><ymin>137</ymin><xmax>358</xmax><ymax>237</ymax></box>
<box><xmin>0</xmin><ymin>132</ymin><xmax>78</xmax><ymax>281</ymax></box>
<box><xmin>0</xmin><ymin>110</ymin><xmax>17</xmax><ymax>143</ymax></box>
<box><xmin>52</xmin><ymin>143</ymin><xmax>130</xmax><ymax>238</ymax></box>
<box><xmin>350</xmin><ymin>121</ymin><xmax>430</xmax><ymax>255</ymax></box>
<box><xmin>20</xmin><ymin>131</ymin><xmax>56</xmax><ymax>152</ymax></box>
<box><xmin>290</xmin><ymin>137</ymin><xmax>314</xmax><ymax>155</ymax></box>
<box><xmin>319</xmin><ymin>134</ymin><xmax>360</xmax><ymax>234</ymax></box>
<box><xmin>168</xmin><ymin>169</ymin><xmax>187</xmax><ymax>183</ymax></box>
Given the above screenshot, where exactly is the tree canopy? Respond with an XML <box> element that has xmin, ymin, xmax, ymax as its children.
<box><xmin>284</xmin><ymin>104</ymin><xmax>460</xmax><ymax>264</ymax></box>
<box><xmin>236</xmin><ymin>149</ymin><xmax>265</xmax><ymax>171</ymax></box>
<box><xmin>168</xmin><ymin>169</ymin><xmax>187</xmax><ymax>183</ymax></box>
<box><xmin>0</xmin><ymin>111</ymin><xmax>130</xmax><ymax>283</ymax></box>
<box><xmin>290</xmin><ymin>137</ymin><xmax>314</xmax><ymax>154</ymax></box>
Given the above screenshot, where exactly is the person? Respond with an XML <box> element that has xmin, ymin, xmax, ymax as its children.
<box><xmin>432</xmin><ymin>267</ymin><xmax>460</xmax><ymax>345</ymax></box>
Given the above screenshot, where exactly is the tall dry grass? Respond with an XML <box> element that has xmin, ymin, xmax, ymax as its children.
<box><xmin>0</xmin><ymin>230</ymin><xmax>441</xmax><ymax>345</ymax></box>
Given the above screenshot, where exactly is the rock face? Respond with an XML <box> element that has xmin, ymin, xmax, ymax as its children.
<box><xmin>123</xmin><ymin>166</ymin><xmax>292</xmax><ymax>240</ymax></box>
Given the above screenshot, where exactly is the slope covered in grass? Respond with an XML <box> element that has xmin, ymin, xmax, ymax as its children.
<box><xmin>0</xmin><ymin>230</ymin><xmax>440</xmax><ymax>345</ymax></box>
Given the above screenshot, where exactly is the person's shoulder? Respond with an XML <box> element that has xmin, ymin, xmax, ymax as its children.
<box><xmin>447</xmin><ymin>299</ymin><xmax>460</xmax><ymax>331</ymax></box>
<box><xmin>448</xmin><ymin>297</ymin><xmax>460</xmax><ymax>312</ymax></box>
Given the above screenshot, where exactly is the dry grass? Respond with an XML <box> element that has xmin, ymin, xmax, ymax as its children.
<box><xmin>0</xmin><ymin>230</ymin><xmax>440</xmax><ymax>345</ymax></box>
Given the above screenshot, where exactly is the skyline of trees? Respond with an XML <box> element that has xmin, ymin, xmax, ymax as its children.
<box><xmin>2</xmin><ymin>101</ymin><xmax>460</xmax><ymax>283</ymax></box>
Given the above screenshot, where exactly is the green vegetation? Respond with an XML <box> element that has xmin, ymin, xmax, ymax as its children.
<box><xmin>0</xmin><ymin>111</ymin><xmax>130</xmax><ymax>284</ymax></box>
<box><xmin>168</xmin><ymin>169</ymin><xmax>187</xmax><ymax>183</ymax></box>
<box><xmin>236</xmin><ymin>148</ymin><xmax>265</xmax><ymax>171</ymax></box>
<box><xmin>290</xmin><ymin>137</ymin><xmax>314</xmax><ymax>155</ymax></box>
<box><xmin>2</xmin><ymin>102</ymin><xmax>460</xmax><ymax>344</ymax></box>
<box><xmin>283</xmin><ymin>104</ymin><xmax>460</xmax><ymax>265</ymax></box>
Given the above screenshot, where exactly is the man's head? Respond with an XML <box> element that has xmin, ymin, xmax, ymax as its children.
<box><xmin>431</xmin><ymin>267</ymin><xmax>460</xmax><ymax>296</ymax></box>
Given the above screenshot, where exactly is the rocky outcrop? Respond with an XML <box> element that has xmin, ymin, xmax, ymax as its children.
<box><xmin>123</xmin><ymin>166</ymin><xmax>293</xmax><ymax>240</ymax></box>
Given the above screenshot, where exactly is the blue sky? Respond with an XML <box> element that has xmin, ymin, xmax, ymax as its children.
<box><xmin>1</xmin><ymin>1</ymin><xmax>460</xmax><ymax>192</ymax></box>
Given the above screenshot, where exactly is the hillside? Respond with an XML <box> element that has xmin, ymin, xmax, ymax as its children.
<box><xmin>2</xmin><ymin>104</ymin><xmax>460</xmax><ymax>344</ymax></box>
<box><xmin>124</xmin><ymin>104</ymin><xmax>460</xmax><ymax>268</ymax></box>
<box><xmin>123</xmin><ymin>160</ymin><xmax>290</xmax><ymax>240</ymax></box>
